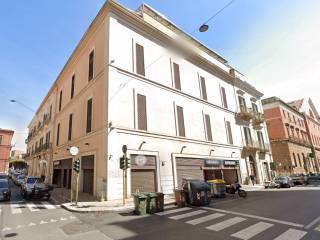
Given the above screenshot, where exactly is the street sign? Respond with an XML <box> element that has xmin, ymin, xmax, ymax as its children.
<box><xmin>69</xmin><ymin>146</ymin><xmax>79</xmax><ymax>156</ymax></box>
<box><xmin>122</xmin><ymin>145</ymin><xmax>127</xmax><ymax>154</ymax></box>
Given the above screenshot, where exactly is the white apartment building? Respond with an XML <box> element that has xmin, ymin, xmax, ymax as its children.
<box><xmin>26</xmin><ymin>0</ymin><xmax>273</xmax><ymax>201</ymax></box>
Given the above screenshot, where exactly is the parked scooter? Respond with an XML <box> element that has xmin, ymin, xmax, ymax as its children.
<box><xmin>226</xmin><ymin>182</ymin><xmax>247</xmax><ymax>198</ymax></box>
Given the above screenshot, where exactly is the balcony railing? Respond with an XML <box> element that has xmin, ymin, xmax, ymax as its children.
<box><xmin>34</xmin><ymin>143</ymin><xmax>52</xmax><ymax>154</ymax></box>
<box><xmin>243</xmin><ymin>140</ymin><xmax>260</xmax><ymax>150</ymax></box>
<box><xmin>258</xmin><ymin>143</ymin><xmax>270</xmax><ymax>152</ymax></box>
<box><xmin>236</xmin><ymin>106</ymin><xmax>254</xmax><ymax>121</ymax></box>
<box><xmin>252</xmin><ymin>112</ymin><xmax>265</xmax><ymax>126</ymax></box>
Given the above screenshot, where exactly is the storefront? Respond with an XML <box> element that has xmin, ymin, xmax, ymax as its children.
<box><xmin>52</xmin><ymin>158</ymin><xmax>72</xmax><ymax>188</ymax></box>
<box><xmin>176</xmin><ymin>157</ymin><xmax>240</xmax><ymax>186</ymax></box>
<box><xmin>81</xmin><ymin>155</ymin><xmax>94</xmax><ymax>194</ymax></box>
<box><xmin>131</xmin><ymin>154</ymin><xmax>157</xmax><ymax>194</ymax></box>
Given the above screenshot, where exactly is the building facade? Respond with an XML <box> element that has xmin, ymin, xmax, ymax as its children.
<box><xmin>26</xmin><ymin>0</ymin><xmax>273</xmax><ymax>200</ymax></box>
<box><xmin>0</xmin><ymin>128</ymin><xmax>14</xmax><ymax>173</ymax></box>
<box><xmin>263</xmin><ymin>97</ymin><xmax>315</xmax><ymax>175</ymax></box>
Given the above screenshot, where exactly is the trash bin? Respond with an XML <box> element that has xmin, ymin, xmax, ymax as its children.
<box><xmin>207</xmin><ymin>179</ymin><xmax>226</xmax><ymax>198</ymax></box>
<box><xmin>133</xmin><ymin>193</ymin><xmax>147</xmax><ymax>215</ymax></box>
<box><xmin>184</xmin><ymin>180</ymin><xmax>211</xmax><ymax>206</ymax></box>
<box><xmin>144</xmin><ymin>192</ymin><xmax>158</xmax><ymax>214</ymax></box>
<box><xmin>155</xmin><ymin>192</ymin><xmax>164</xmax><ymax>212</ymax></box>
<box><xmin>174</xmin><ymin>189</ymin><xmax>186</xmax><ymax>207</ymax></box>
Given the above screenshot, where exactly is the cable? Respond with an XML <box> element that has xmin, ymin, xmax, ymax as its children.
<box><xmin>201</xmin><ymin>0</ymin><xmax>236</xmax><ymax>26</ymax></box>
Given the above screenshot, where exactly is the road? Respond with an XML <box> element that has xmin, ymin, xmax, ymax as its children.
<box><xmin>1</xmin><ymin>182</ymin><xmax>320</xmax><ymax>240</ymax></box>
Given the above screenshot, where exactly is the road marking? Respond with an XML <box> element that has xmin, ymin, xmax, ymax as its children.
<box><xmin>40</xmin><ymin>220</ymin><xmax>48</xmax><ymax>224</ymax></box>
<box><xmin>28</xmin><ymin>222</ymin><xmax>36</xmax><ymax>226</ymax></box>
<box><xmin>156</xmin><ymin>207</ymin><xmax>191</xmax><ymax>216</ymax></box>
<box><xmin>202</xmin><ymin>207</ymin><xmax>304</xmax><ymax>228</ymax></box>
<box><xmin>50</xmin><ymin>219</ymin><xmax>58</xmax><ymax>223</ymax></box>
<box><xmin>40</xmin><ymin>201</ymin><xmax>56</xmax><ymax>210</ymax></box>
<box><xmin>169</xmin><ymin>210</ymin><xmax>207</xmax><ymax>220</ymax></box>
<box><xmin>164</xmin><ymin>205</ymin><xmax>176</xmax><ymax>210</ymax></box>
<box><xmin>1</xmin><ymin>226</ymin><xmax>11</xmax><ymax>232</ymax></box>
<box><xmin>26</xmin><ymin>202</ymin><xmax>40</xmax><ymax>212</ymax></box>
<box><xmin>16</xmin><ymin>225</ymin><xmax>24</xmax><ymax>229</ymax></box>
<box><xmin>186</xmin><ymin>213</ymin><xmax>225</xmax><ymax>225</ymax></box>
<box><xmin>69</xmin><ymin>216</ymin><xmax>76</xmax><ymax>219</ymax></box>
<box><xmin>60</xmin><ymin>217</ymin><xmax>67</xmax><ymax>221</ymax></box>
<box><xmin>231</xmin><ymin>222</ymin><xmax>273</xmax><ymax>239</ymax></box>
<box><xmin>10</xmin><ymin>203</ymin><xmax>23</xmax><ymax>214</ymax></box>
<box><xmin>304</xmin><ymin>216</ymin><xmax>320</xmax><ymax>229</ymax></box>
<box><xmin>206</xmin><ymin>217</ymin><xmax>246</xmax><ymax>231</ymax></box>
<box><xmin>273</xmin><ymin>229</ymin><xmax>307</xmax><ymax>240</ymax></box>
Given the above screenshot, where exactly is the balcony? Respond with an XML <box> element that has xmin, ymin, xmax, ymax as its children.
<box><xmin>242</xmin><ymin>140</ymin><xmax>260</xmax><ymax>151</ymax></box>
<box><xmin>252</xmin><ymin>112</ymin><xmax>265</xmax><ymax>126</ymax></box>
<box><xmin>258</xmin><ymin>143</ymin><xmax>270</xmax><ymax>153</ymax></box>
<box><xmin>236</xmin><ymin>106</ymin><xmax>254</xmax><ymax>122</ymax></box>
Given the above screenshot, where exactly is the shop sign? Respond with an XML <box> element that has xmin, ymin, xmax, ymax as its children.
<box><xmin>135</xmin><ymin>155</ymin><xmax>147</xmax><ymax>167</ymax></box>
<box><xmin>205</xmin><ymin>159</ymin><xmax>221</xmax><ymax>166</ymax></box>
<box><xmin>223</xmin><ymin>160</ymin><xmax>237</xmax><ymax>166</ymax></box>
<box><xmin>53</xmin><ymin>161</ymin><xmax>60</xmax><ymax>166</ymax></box>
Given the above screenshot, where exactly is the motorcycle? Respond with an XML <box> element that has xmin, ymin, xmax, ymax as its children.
<box><xmin>226</xmin><ymin>182</ymin><xmax>247</xmax><ymax>198</ymax></box>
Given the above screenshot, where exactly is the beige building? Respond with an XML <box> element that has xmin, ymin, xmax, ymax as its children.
<box><xmin>26</xmin><ymin>0</ymin><xmax>272</xmax><ymax>200</ymax></box>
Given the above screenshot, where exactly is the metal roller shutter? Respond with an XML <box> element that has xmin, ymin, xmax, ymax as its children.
<box><xmin>176</xmin><ymin>158</ymin><xmax>204</xmax><ymax>188</ymax></box>
<box><xmin>131</xmin><ymin>169</ymin><xmax>156</xmax><ymax>193</ymax></box>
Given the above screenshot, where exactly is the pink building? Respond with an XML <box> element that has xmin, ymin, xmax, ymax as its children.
<box><xmin>0</xmin><ymin>128</ymin><xmax>14</xmax><ymax>172</ymax></box>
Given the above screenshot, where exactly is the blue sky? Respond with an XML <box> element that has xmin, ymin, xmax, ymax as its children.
<box><xmin>1</xmin><ymin>0</ymin><xmax>320</xmax><ymax>150</ymax></box>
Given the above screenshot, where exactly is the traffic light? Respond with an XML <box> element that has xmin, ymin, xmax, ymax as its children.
<box><xmin>125</xmin><ymin>157</ymin><xmax>130</xmax><ymax>169</ymax></box>
<box><xmin>120</xmin><ymin>157</ymin><xmax>125</xmax><ymax>170</ymax></box>
<box><xmin>73</xmin><ymin>159</ymin><xmax>80</xmax><ymax>173</ymax></box>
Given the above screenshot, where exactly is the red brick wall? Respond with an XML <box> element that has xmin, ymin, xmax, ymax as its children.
<box><xmin>264</xmin><ymin>107</ymin><xmax>286</xmax><ymax>140</ymax></box>
<box><xmin>0</xmin><ymin>130</ymin><xmax>14</xmax><ymax>172</ymax></box>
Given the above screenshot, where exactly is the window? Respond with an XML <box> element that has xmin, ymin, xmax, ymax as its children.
<box><xmin>59</xmin><ymin>90</ymin><xmax>63</xmax><ymax>111</ymax></box>
<box><xmin>0</xmin><ymin>135</ymin><xmax>2</xmax><ymax>145</ymax></box>
<box><xmin>45</xmin><ymin>131</ymin><xmax>50</xmax><ymax>145</ymax></box>
<box><xmin>200</xmin><ymin>76</ymin><xmax>207</xmax><ymax>101</ymax></box>
<box><xmin>257</xmin><ymin>131</ymin><xmax>265</xmax><ymax>148</ymax></box>
<box><xmin>176</xmin><ymin>105</ymin><xmax>185</xmax><ymax>137</ymax></box>
<box><xmin>226</xmin><ymin>121</ymin><xmax>233</xmax><ymax>144</ymax></box>
<box><xmin>282</xmin><ymin>110</ymin><xmax>286</xmax><ymax>118</ymax></box>
<box><xmin>221</xmin><ymin>87</ymin><xmax>228</xmax><ymax>109</ymax></box>
<box><xmin>238</xmin><ymin>96</ymin><xmax>246</xmax><ymax>111</ymax></box>
<box><xmin>71</xmin><ymin>74</ymin><xmax>75</xmax><ymax>99</ymax></box>
<box><xmin>285</xmin><ymin>124</ymin><xmax>290</xmax><ymax>137</ymax></box>
<box><xmin>137</xmin><ymin>94</ymin><xmax>147</xmax><ymax>130</ymax></box>
<box><xmin>252</xmin><ymin>103</ymin><xmax>259</xmax><ymax>113</ymax></box>
<box><xmin>49</xmin><ymin>105</ymin><xmax>52</xmax><ymax>119</ymax></box>
<box><xmin>135</xmin><ymin>43</ymin><xmax>145</xmax><ymax>76</ymax></box>
<box><xmin>173</xmin><ymin>62</ymin><xmax>181</xmax><ymax>90</ymax></box>
<box><xmin>39</xmin><ymin>137</ymin><xmax>43</xmax><ymax>147</ymax></box>
<box><xmin>56</xmin><ymin>123</ymin><xmax>60</xmax><ymax>146</ymax></box>
<box><xmin>297</xmin><ymin>153</ymin><xmax>302</xmax><ymax>167</ymax></box>
<box><xmin>204</xmin><ymin>114</ymin><xmax>212</xmax><ymax>141</ymax></box>
<box><xmin>293</xmin><ymin>153</ymin><xmax>297</xmax><ymax>166</ymax></box>
<box><xmin>88</xmin><ymin>50</ymin><xmax>94</xmax><ymax>81</ymax></box>
<box><xmin>68</xmin><ymin>113</ymin><xmax>73</xmax><ymax>141</ymax></box>
<box><xmin>86</xmin><ymin>98</ymin><xmax>93</xmax><ymax>133</ymax></box>
<box><xmin>243</xmin><ymin>127</ymin><xmax>253</xmax><ymax>146</ymax></box>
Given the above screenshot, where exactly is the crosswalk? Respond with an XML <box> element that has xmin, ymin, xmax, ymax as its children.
<box><xmin>156</xmin><ymin>206</ymin><xmax>309</xmax><ymax>240</ymax></box>
<box><xmin>7</xmin><ymin>201</ymin><xmax>59</xmax><ymax>215</ymax></box>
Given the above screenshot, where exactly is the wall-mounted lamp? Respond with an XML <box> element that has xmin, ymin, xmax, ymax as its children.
<box><xmin>231</xmin><ymin>151</ymin><xmax>236</xmax><ymax>157</ymax></box>
<box><xmin>209</xmin><ymin>149</ymin><xmax>215</xmax><ymax>156</ymax></box>
<box><xmin>138</xmin><ymin>141</ymin><xmax>146</xmax><ymax>150</ymax></box>
<box><xmin>108</xmin><ymin>155</ymin><xmax>113</xmax><ymax>160</ymax></box>
<box><xmin>110</xmin><ymin>59</ymin><xmax>115</xmax><ymax>64</ymax></box>
<box><xmin>180</xmin><ymin>146</ymin><xmax>187</xmax><ymax>154</ymax></box>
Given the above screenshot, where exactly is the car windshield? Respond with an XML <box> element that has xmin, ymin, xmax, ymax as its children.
<box><xmin>276</xmin><ymin>177</ymin><xmax>287</xmax><ymax>180</ymax></box>
<box><xmin>0</xmin><ymin>175</ymin><xmax>7</xmax><ymax>179</ymax></box>
<box><xmin>0</xmin><ymin>181</ymin><xmax>8</xmax><ymax>188</ymax></box>
<box><xmin>27</xmin><ymin>178</ymin><xmax>41</xmax><ymax>184</ymax></box>
<box><xmin>18</xmin><ymin>176</ymin><xmax>24</xmax><ymax>179</ymax></box>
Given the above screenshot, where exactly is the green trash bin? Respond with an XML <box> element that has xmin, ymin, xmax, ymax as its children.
<box><xmin>133</xmin><ymin>193</ymin><xmax>147</xmax><ymax>215</ymax></box>
<box><xmin>145</xmin><ymin>192</ymin><xmax>158</xmax><ymax>214</ymax></box>
<box><xmin>155</xmin><ymin>192</ymin><xmax>164</xmax><ymax>212</ymax></box>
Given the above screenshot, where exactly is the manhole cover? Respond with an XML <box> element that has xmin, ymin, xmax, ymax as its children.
<box><xmin>61</xmin><ymin>221</ymin><xmax>95</xmax><ymax>235</ymax></box>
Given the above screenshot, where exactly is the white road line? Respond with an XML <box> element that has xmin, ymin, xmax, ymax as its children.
<box><xmin>206</xmin><ymin>217</ymin><xmax>246</xmax><ymax>232</ymax></box>
<box><xmin>40</xmin><ymin>202</ymin><xmax>56</xmax><ymax>210</ymax></box>
<box><xmin>10</xmin><ymin>203</ymin><xmax>22</xmax><ymax>214</ymax></box>
<box><xmin>273</xmin><ymin>229</ymin><xmax>307</xmax><ymax>240</ymax></box>
<box><xmin>202</xmin><ymin>207</ymin><xmax>304</xmax><ymax>228</ymax></box>
<box><xmin>304</xmin><ymin>216</ymin><xmax>320</xmax><ymax>229</ymax></box>
<box><xmin>169</xmin><ymin>210</ymin><xmax>207</xmax><ymax>220</ymax></box>
<box><xmin>231</xmin><ymin>222</ymin><xmax>274</xmax><ymax>240</ymax></box>
<box><xmin>26</xmin><ymin>202</ymin><xmax>40</xmax><ymax>212</ymax></box>
<box><xmin>186</xmin><ymin>213</ymin><xmax>225</xmax><ymax>225</ymax></box>
<box><xmin>156</xmin><ymin>207</ymin><xmax>191</xmax><ymax>216</ymax></box>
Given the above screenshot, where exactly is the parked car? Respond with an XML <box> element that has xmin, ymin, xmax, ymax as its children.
<box><xmin>264</xmin><ymin>180</ymin><xmax>280</xmax><ymax>189</ymax></box>
<box><xmin>21</xmin><ymin>176</ymin><xmax>53</xmax><ymax>200</ymax></box>
<box><xmin>274</xmin><ymin>176</ymin><xmax>294</xmax><ymax>188</ymax></box>
<box><xmin>12</xmin><ymin>172</ymin><xmax>22</xmax><ymax>183</ymax></box>
<box><xmin>290</xmin><ymin>174</ymin><xmax>305</xmax><ymax>185</ymax></box>
<box><xmin>305</xmin><ymin>174</ymin><xmax>320</xmax><ymax>184</ymax></box>
<box><xmin>15</xmin><ymin>175</ymin><xmax>25</xmax><ymax>186</ymax></box>
<box><xmin>0</xmin><ymin>173</ymin><xmax>9</xmax><ymax>180</ymax></box>
<box><xmin>0</xmin><ymin>179</ymin><xmax>11</xmax><ymax>201</ymax></box>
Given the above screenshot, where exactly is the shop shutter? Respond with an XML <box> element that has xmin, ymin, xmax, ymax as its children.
<box><xmin>173</xmin><ymin>62</ymin><xmax>181</xmax><ymax>90</ymax></box>
<box><xmin>200</xmin><ymin>76</ymin><xmax>207</xmax><ymax>100</ymax></box>
<box><xmin>176</xmin><ymin>158</ymin><xmax>204</xmax><ymax>188</ymax></box>
<box><xmin>131</xmin><ymin>169</ymin><xmax>156</xmax><ymax>193</ymax></box>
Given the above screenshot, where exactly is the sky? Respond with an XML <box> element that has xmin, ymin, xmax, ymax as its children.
<box><xmin>1</xmin><ymin>0</ymin><xmax>320</xmax><ymax>151</ymax></box>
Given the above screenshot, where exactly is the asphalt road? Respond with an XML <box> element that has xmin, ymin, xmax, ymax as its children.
<box><xmin>1</xmin><ymin>182</ymin><xmax>320</xmax><ymax>240</ymax></box>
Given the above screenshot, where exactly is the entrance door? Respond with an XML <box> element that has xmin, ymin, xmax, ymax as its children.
<box><xmin>249</xmin><ymin>155</ymin><xmax>257</xmax><ymax>176</ymax></box>
<box><xmin>263</xmin><ymin>163</ymin><xmax>270</xmax><ymax>181</ymax></box>
<box><xmin>63</xmin><ymin>169</ymin><xmax>67</xmax><ymax>188</ymax></box>
<box><xmin>83</xmin><ymin>169</ymin><xmax>94</xmax><ymax>194</ymax></box>
<box><xmin>53</xmin><ymin>169</ymin><xmax>61</xmax><ymax>187</ymax></box>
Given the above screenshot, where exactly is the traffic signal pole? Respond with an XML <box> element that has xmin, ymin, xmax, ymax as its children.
<box><xmin>70</xmin><ymin>156</ymin><xmax>74</xmax><ymax>203</ymax></box>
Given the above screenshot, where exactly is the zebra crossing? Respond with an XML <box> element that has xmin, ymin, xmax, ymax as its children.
<box><xmin>7</xmin><ymin>201</ymin><xmax>59</xmax><ymax>214</ymax></box>
<box><xmin>156</xmin><ymin>206</ymin><xmax>309</xmax><ymax>240</ymax></box>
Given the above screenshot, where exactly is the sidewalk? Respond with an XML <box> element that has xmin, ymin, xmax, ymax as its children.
<box><xmin>241</xmin><ymin>184</ymin><xmax>265</xmax><ymax>191</ymax></box>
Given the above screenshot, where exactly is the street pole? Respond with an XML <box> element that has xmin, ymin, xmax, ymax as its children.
<box><xmin>123</xmin><ymin>153</ymin><xmax>126</xmax><ymax>206</ymax></box>
<box><xmin>75</xmin><ymin>171</ymin><xmax>80</xmax><ymax>205</ymax></box>
<box><xmin>70</xmin><ymin>156</ymin><xmax>74</xmax><ymax>204</ymax></box>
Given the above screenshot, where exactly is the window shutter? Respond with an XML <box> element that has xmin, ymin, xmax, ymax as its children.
<box><xmin>226</xmin><ymin>121</ymin><xmax>233</xmax><ymax>144</ymax></box>
<box><xmin>136</xmin><ymin>43</ymin><xmax>145</xmax><ymax>76</ymax></box>
<box><xmin>88</xmin><ymin>50</ymin><xmax>94</xmax><ymax>81</ymax></box>
<box><xmin>68</xmin><ymin>113</ymin><xmax>73</xmax><ymax>141</ymax></box>
<box><xmin>200</xmin><ymin>76</ymin><xmax>207</xmax><ymax>100</ymax></box>
<box><xmin>137</xmin><ymin>94</ymin><xmax>147</xmax><ymax>130</ymax></box>
<box><xmin>173</xmin><ymin>62</ymin><xmax>181</xmax><ymax>90</ymax></box>
<box><xmin>71</xmin><ymin>74</ymin><xmax>75</xmax><ymax>99</ymax></box>
<box><xmin>221</xmin><ymin>87</ymin><xmax>228</xmax><ymax>109</ymax></box>
<box><xmin>205</xmin><ymin>114</ymin><xmax>212</xmax><ymax>141</ymax></box>
<box><xmin>177</xmin><ymin>106</ymin><xmax>185</xmax><ymax>137</ymax></box>
<box><xmin>59</xmin><ymin>90</ymin><xmax>63</xmax><ymax>111</ymax></box>
<box><xmin>86</xmin><ymin>98</ymin><xmax>92</xmax><ymax>133</ymax></box>
<box><xmin>56</xmin><ymin>123</ymin><xmax>60</xmax><ymax>146</ymax></box>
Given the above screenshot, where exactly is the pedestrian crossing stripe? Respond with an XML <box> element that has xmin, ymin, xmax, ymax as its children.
<box><xmin>186</xmin><ymin>213</ymin><xmax>225</xmax><ymax>225</ymax></box>
<box><xmin>231</xmin><ymin>221</ymin><xmax>273</xmax><ymax>239</ymax></box>
<box><xmin>169</xmin><ymin>210</ymin><xmax>207</xmax><ymax>220</ymax></box>
<box><xmin>273</xmin><ymin>229</ymin><xmax>307</xmax><ymax>240</ymax></box>
<box><xmin>206</xmin><ymin>217</ymin><xmax>246</xmax><ymax>231</ymax></box>
<box><xmin>8</xmin><ymin>202</ymin><xmax>57</xmax><ymax>214</ymax></box>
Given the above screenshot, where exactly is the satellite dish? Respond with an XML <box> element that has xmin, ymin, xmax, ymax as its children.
<box><xmin>69</xmin><ymin>146</ymin><xmax>79</xmax><ymax>156</ymax></box>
